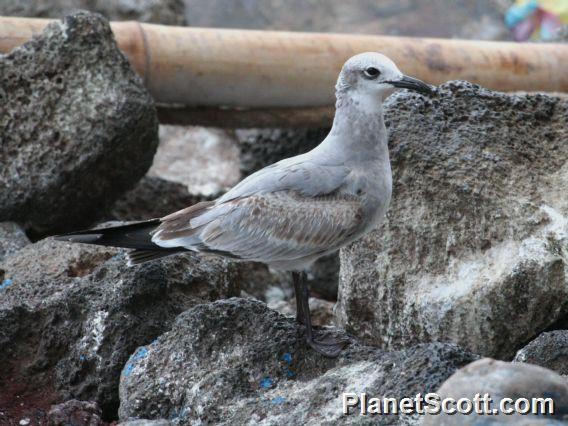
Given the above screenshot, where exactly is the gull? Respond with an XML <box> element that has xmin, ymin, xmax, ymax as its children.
<box><xmin>55</xmin><ymin>52</ymin><xmax>433</xmax><ymax>357</ymax></box>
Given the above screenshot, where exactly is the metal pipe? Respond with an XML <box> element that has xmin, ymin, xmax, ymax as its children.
<box><xmin>1</xmin><ymin>16</ymin><xmax>567</xmax><ymax>126</ymax></box>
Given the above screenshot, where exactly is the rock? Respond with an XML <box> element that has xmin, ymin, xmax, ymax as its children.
<box><xmin>514</xmin><ymin>330</ymin><xmax>568</xmax><ymax>376</ymax></box>
<box><xmin>119</xmin><ymin>298</ymin><xmax>477</xmax><ymax>424</ymax></box>
<box><xmin>47</xmin><ymin>400</ymin><xmax>103</xmax><ymax>426</ymax></box>
<box><xmin>0</xmin><ymin>0</ymin><xmax>185</xmax><ymax>25</ymax></box>
<box><xmin>336</xmin><ymin>81</ymin><xmax>568</xmax><ymax>359</ymax></box>
<box><xmin>119</xmin><ymin>420</ymin><xmax>171</xmax><ymax>426</ymax></box>
<box><xmin>108</xmin><ymin>176</ymin><xmax>209</xmax><ymax>222</ymax></box>
<box><xmin>235</xmin><ymin>128</ymin><xmax>330</xmax><ymax>177</ymax></box>
<box><xmin>306</xmin><ymin>252</ymin><xmax>339</xmax><ymax>301</ymax></box>
<box><xmin>0</xmin><ymin>237</ymin><xmax>242</xmax><ymax>422</ymax></box>
<box><xmin>423</xmin><ymin>358</ymin><xmax>568</xmax><ymax>425</ymax></box>
<box><xmin>0</xmin><ymin>222</ymin><xmax>30</xmax><ymax>261</ymax></box>
<box><xmin>269</xmin><ymin>297</ymin><xmax>335</xmax><ymax>326</ymax></box>
<box><xmin>149</xmin><ymin>126</ymin><xmax>241</xmax><ymax>197</ymax></box>
<box><xmin>0</xmin><ymin>12</ymin><xmax>159</xmax><ymax>237</ymax></box>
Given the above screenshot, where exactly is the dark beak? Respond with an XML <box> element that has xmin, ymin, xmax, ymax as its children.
<box><xmin>388</xmin><ymin>75</ymin><xmax>434</xmax><ymax>95</ymax></box>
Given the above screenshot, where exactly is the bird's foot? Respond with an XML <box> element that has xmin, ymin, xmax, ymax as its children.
<box><xmin>306</xmin><ymin>330</ymin><xmax>350</xmax><ymax>358</ymax></box>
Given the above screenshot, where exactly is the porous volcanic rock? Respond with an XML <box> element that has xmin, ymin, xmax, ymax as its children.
<box><xmin>47</xmin><ymin>399</ymin><xmax>103</xmax><ymax>426</ymax></box>
<box><xmin>119</xmin><ymin>298</ymin><xmax>477</xmax><ymax>425</ymax></box>
<box><xmin>514</xmin><ymin>330</ymin><xmax>568</xmax><ymax>376</ymax></box>
<box><xmin>0</xmin><ymin>237</ymin><xmax>241</xmax><ymax>422</ymax></box>
<box><xmin>423</xmin><ymin>358</ymin><xmax>568</xmax><ymax>425</ymax></box>
<box><xmin>336</xmin><ymin>81</ymin><xmax>568</xmax><ymax>359</ymax></box>
<box><xmin>0</xmin><ymin>12</ymin><xmax>159</xmax><ymax>236</ymax></box>
<box><xmin>108</xmin><ymin>176</ymin><xmax>210</xmax><ymax>222</ymax></box>
<box><xmin>0</xmin><ymin>222</ymin><xmax>30</xmax><ymax>261</ymax></box>
<box><xmin>235</xmin><ymin>128</ymin><xmax>330</xmax><ymax>177</ymax></box>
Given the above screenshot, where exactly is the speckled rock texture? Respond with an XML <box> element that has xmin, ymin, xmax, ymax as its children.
<box><xmin>0</xmin><ymin>12</ymin><xmax>159</xmax><ymax>236</ymax></box>
<box><xmin>119</xmin><ymin>298</ymin><xmax>477</xmax><ymax>425</ymax></box>
<box><xmin>335</xmin><ymin>81</ymin><xmax>568</xmax><ymax>360</ymax></box>
<box><xmin>235</xmin><ymin>128</ymin><xmax>330</xmax><ymax>177</ymax></box>
<box><xmin>423</xmin><ymin>358</ymin><xmax>568</xmax><ymax>425</ymax></box>
<box><xmin>0</xmin><ymin>0</ymin><xmax>186</xmax><ymax>25</ymax></box>
<box><xmin>0</xmin><ymin>222</ymin><xmax>30</xmax><ymax>261</ymax></box>
<box><xmin>514</xmin><ymin>330</ymin><xmax>568</xmax><ymax>376</ymax></box>
<box><xmin>47</xmin><ymin>399</ymin><xmax>104</xmax><ymax>426</ymax></box>
<box><xmin>108</xmin><ymin>176</ymin><xmax>210</xmax><ymax>222</ymax></box>
<box><xmin>0</xmin><ymin>237</ymin><xmax>241</xmax><ymax>422</ymax></box>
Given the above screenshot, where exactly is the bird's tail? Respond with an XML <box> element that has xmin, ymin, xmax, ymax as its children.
<box><xmin>54</xmin><ymin>219</ymin><xmax>185</xmax><ymax>265</ymax></box>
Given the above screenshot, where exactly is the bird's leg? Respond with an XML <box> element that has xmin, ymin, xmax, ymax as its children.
<box><xmin>292</xmin><ymin>271</ymin><xmax>307</xmax><ymax>324</ymax></box>
<box><xmin>291</xmin><ymin>271</ymin><xmax>349</xmax><ymax>358</ymax></box>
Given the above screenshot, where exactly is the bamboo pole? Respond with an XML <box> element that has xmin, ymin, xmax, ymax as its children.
<box><xmin>1</xmin><ymin>16</ymin><xmax>567</xmax><ymax>127</ymax></box>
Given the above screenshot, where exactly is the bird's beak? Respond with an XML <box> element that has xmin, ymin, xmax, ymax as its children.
<box><xmin>388</xmin><ymin>75</ymin><xmax>434</xmax><ymax>95</ymax></box>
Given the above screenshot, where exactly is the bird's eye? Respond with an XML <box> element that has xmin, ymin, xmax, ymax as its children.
<box><xmin>363</xmin><ymin>67</ymin><xmax>381</xmax><ymax>79</ymax></box>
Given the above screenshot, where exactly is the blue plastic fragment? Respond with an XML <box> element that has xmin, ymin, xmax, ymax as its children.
<box><xmin>282</xmin><ymin>353</ymin><xmax>293</xmax><ymax>364</ymax></box>
<box><xmin>0</xmin><ymin>279</ymin><xmax>13</xmax><ymax>290</ymax></box>
<box><xmin>271</xmin><ymin>396</ymin><xmax>286</xmax><ymax>404</ymax></box>
<box><xmin>260</xmin><ymin>377</ymin><xmax>274</xmax><ymax>389</ymax></box>
<box><xmin>122</xmin><ymin>346</ymin><xmax>149</xmax><ymax>377</ymax></box>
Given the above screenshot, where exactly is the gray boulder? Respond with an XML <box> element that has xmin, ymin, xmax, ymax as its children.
<box><xmin>0</xmin><ymin>222</ymin><xmax>30</xmax><ymax>261</ymax></box>
<box><xmin>423</xmin><ymin>358</ymin><xmax>568</xmax><ymax>425</ymax></box>
<box><xmin>515</xmin><ymin>330</ymin><xmax>568</xmax><ymax>376</ymax></box>
<box><xmin>0</xmin><ymin>237</ymin><xmax>241</xmax><ymax>422</ymax></box>
<box><xmin>0</xmin><ymin>12</ymin><xmax>158</xmax><ymax>236</ymax></box>
<box><xmin>336</xmin><ymin>81</ymin><xmax>568</xmax><ymax>359</ymax></box>
<box><xmin>119</xmin><ymin>298</ymin><xmax>477</xmax><ymax>425</ymax></box>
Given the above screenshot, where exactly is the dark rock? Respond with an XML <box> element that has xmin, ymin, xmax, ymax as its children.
<box><xmin>108</xmin><ymin>176</ymin><xmax>209</xmax><ymax>222</ymax></box>
<box><xmin>0</xmin><ymin>237</ymin><xmax>241</xmax><ymax>422</ymax></box>
<box><xmin>307</xmin><ymin>252</ymin><xmax>339</xmax><ymax>301</ymax></box>
<box><xmin>0</xmin><ymin>222</ymin><xmax>30</xmax><ymax>261</ymax></box>
<box><xmin>47</xmin><ymin>400</ymin><xmax>103</xmax><ymax>426</ymax></box>
<box><xmin>119</xmin><ymin>298</ymin><xmax>477</xmax><ymax>424</ymax></box>
<box><xmin>515</xmin><ymin>330</ymin><xmax>568</xmax><ymax>376</ymax></box>
<box><xmin>269</xmin><ymin>296</ymin><xmax>334</xmax><ymax>327</ymax></box>
<box><xmin>0</xmin><ymin>0</ymin><xmax>186</xmax><ymax>25</ymax></box>
<box><xmin>119</xmin><ymin>420</ymin><xmax>171</xmax><ymax>426</ymax></box>
<box><xmin>0</xmin><ymin>12</ymin><xmax>159</xmax><ymax>237</ymax></box>
<box><xmin>235</xmin><ymin>128</ymin><xmax>330</xmax><ymax>177</ymax></box>
<box><xmin>336</xmin><ymin>81</ymin><xmax>568</xmax><ymax>359</ymax></box>
<box><xmin>423</xmin><ymin>358</ymin><xmax>568</xmax><ymax>425</ymax></box>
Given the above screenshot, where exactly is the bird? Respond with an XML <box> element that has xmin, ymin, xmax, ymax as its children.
<box><xmin>55</xmin><ymin>52</ymin><xmax>433</xmax><ymax>358</ymax></box>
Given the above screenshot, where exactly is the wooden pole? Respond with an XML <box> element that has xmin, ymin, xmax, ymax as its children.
<box><xmin>1</xmin><ymin>16</ymin><xmax>567</xmax><ymax>127</ymax></box>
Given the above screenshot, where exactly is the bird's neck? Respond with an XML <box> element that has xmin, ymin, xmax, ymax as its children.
<box><xmin>319</xmin><ymin>91</ymin><xmax>389</xmax><ymax>162</ymax></box>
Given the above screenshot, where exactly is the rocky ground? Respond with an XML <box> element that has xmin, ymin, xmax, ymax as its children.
<box><xmin>2</xmin><ymin>3</ymin><xmax>568</xmax><ymax>426</ymax></box>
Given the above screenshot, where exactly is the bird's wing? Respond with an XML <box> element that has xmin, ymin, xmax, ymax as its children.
<box><xmin>218</xmin><ymin>155</ymin><xmax>350</xmax><ymax>202</ymax></box>
<box><xmin>151</xmin><ymin>191</ymin><xmax>363</xmax><ymax>263</ymax></box>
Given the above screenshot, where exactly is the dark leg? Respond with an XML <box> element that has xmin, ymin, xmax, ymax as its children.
<box><xmin>291</xmin><ymin>271</ymin><xmax>349</xmax><ymax>358</ymax></box>
<box><xmin>293</xmin><ymin>271</ymin><xmax>307</xmax><ymax>324</ymax></box>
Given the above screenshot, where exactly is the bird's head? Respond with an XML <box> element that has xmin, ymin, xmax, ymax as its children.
<box><xmin>336</xmin><ymin>52</ymin><xmax>433</xmax><ymax>103</ymax></box>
